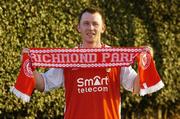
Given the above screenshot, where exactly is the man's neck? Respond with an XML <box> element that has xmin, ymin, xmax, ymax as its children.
<box><xmin>81</xmin><ymin>42</ymin><xmax>102</xmax><ymax>48</ymax></box>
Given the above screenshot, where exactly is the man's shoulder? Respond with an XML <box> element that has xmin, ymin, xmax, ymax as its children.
<box><xmin>104</xmin><ymin>44</ymin><xmax>111</xmax><ymax>48</ymax></box>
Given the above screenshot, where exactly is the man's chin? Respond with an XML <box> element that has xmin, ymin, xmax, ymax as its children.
<box><xmin>85</xmin><ymin>39</ymin><xmax>95</xmax><ymax>43</ymax></box>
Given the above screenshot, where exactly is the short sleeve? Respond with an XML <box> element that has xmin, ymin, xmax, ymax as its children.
<box><xmin>120</xmin><ymin>66</ymin><xmax>137</xmax><ymax>92</ymax></box>
<box><xmin>42</xmin><ymin>68</ymin><xmax>64</xmax><ymax>92</ymax></box>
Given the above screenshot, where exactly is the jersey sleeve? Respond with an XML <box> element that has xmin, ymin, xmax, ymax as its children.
<box><xmin>120</xmin><ymin>66</ymin><xmax>137</xmax><ymax>92</ymax></box>
<box><xmin>41</xmin><ymin>68</ymin><xmax>64</xmax><ymax>92</ymax></box>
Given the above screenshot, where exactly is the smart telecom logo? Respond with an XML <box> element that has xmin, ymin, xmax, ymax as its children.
<box><xmin>77</xmin><ymin>76</ymin><xmax>109</xmax><ymax>94</ymax></box>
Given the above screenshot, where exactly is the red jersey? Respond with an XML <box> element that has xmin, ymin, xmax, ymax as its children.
<box><xmin>64</xmin><ymin>67</ymin><xmax>121</xmax><ymax>119</ymax></box>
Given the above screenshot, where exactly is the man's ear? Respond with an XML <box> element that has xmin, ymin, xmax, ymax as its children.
<box><xmin>101</xmin><ymin>24</ymin><xmax>106</xmax><ymax>33</ymax></box>
<box><xmin>77</xmin><ymin>24</ymin><xmax>81</xmax><ymax>33</ymax></box>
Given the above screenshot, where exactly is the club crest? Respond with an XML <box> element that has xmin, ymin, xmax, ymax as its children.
<box><xmin>23</xmin><ymin>59</ymin><xmax>33</xmax><ymax>78</ymax></box>
<box><xmin>140</xmin><ymin>51</ymin><xmax>151</xmax><ymax>69</ymax></box>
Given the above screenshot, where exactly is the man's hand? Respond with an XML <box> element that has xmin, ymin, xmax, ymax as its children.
<box><xmin>20</xmin><ymin>48</ymin><xmax>30</xmax><ymax>62</ymax></box>
<box><xmin>144</xmin><ymin>46</ymin><xmax>154</xmax><ymax>58</ymax></box>
<box><xmin>20</xmin><ymin>48</ymin><xmax>36</xmax><ymax>71</ymax></box>
<box><xmin>20</xmin><ymin>48</ymin><xmax>44</xmax><ymax>91</ymax></box>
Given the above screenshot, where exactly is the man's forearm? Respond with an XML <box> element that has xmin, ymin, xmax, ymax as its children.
<box><xmin>33</xmin><ymin>71</ymin><xmax>45</xmax><ymax>92</ymax></box>
<box><xmin>133</xmin><ymin>74</ymin><xmax>140</xmax><ymax>94</ymax></box>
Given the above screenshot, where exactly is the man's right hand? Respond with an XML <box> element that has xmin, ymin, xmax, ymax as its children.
<box><xmin>21</xmin><ymin>48</ymin><xmax>45</xmax><ymax>91</ymax></box>
<box><xmin>20</xmin><ymin>48</ymin><xmax>30</xmax><ymax>62</ymax></box>
<box><xmin>22</xmin><ymin>48</ymin><xmax>36</xmax><ymax>71</ymax></box>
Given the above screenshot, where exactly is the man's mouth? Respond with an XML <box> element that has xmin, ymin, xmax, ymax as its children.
<box><xmin>87</xmin><ymin>32</ymin><xmax>95</xmax><ymax>37</ymax></box>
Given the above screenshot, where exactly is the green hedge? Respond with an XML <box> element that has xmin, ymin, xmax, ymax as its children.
<box><xmin>0</xmin><ymin>0</ymin><xmax>179</xmax><ymax>118</ymax></box>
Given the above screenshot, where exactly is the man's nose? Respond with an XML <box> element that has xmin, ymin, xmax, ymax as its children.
<box><xmin>88</xmin><ymin>24</ymin><xmax>94</xmax><ymax>30</ymax></box>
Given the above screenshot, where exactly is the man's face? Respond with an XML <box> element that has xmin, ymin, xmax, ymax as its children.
<box><xmin>78</xmin><ymin>12</ymin><xmax>105</xmax><ymax>44</ymax></box>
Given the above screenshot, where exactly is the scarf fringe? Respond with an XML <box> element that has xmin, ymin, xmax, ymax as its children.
<box><xmin>140</xmin><ymin>80</ymin><xmax>164</xmax><ymax>96</ymax></box>
<box><xmin>10</xmin><ymin>86</ymin><xmax>30</xmax><ymax>102</ymax></box>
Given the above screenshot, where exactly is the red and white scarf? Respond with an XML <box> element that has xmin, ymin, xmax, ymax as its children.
<box><xmin>10</xmin><ymin>47</ymin><xmax>164</xmax><ymax>102</ymax></box>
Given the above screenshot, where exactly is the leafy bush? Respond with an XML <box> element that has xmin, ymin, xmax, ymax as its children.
<box><xmin>0</xmin><ymin>0</ymin><xmax>179</xmax><ymax>118</ymax></box>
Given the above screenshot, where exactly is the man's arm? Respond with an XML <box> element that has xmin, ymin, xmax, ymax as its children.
<box><xmin>33</xmin><ymin>71</ymin><xmax>45</xmax><ymax>92</ymax></box>
<box><xmin>133</xmin><ymin>74</ymin><xmax>140</xmax><ymax>94</ymax></box>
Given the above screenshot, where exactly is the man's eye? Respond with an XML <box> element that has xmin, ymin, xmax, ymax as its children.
<box><xmin>84</xmin><ymin>22</ymin><xmax>89</xmax><ymax>25</ymax></box>
<box><xmin>93</xmin><ymin>22</ymin><xmax>99</xmax><ymax>26</ymax></box>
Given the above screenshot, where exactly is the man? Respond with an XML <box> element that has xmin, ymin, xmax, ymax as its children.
<box><xmin>23</xmin><ymin>7</ymin><xmax>140</xmax><ymax>119</ymax></box>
